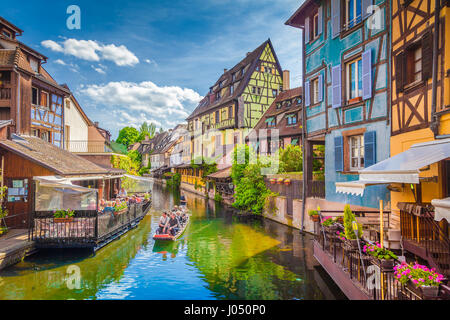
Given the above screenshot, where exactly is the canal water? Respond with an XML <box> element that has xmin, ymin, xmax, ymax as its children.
<box><xmin>0</xmin><ymin>184</ymin><xmax>345</xmax><ymax>300</ymax></box>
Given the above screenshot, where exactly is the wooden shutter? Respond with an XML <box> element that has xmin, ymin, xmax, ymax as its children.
<box><xmin>335</xmin><ymin>136</ymin><xmax>344</xmax><ymax>172</ymax></box>
<box><xmin>422</xmin><ymin>30</ymin><xmax>433</xmax><ymax>81</ymax></box>
<box><xmin>331</xmin><ymin>0</ymin><xmax>341</xmax><ymax>39</ymax></box>
<box><xmin>305</xmin><ymin>17</ymin><xmax>310</xmax><ymax>44</ymax></box>
<box><xmin>364</xmin><ymin>131</ymin><xmax>377</xmax><ymax>168</ymax></box>
<box><xmin>395</xmin><ymin>52</ymin><xmax>405</xmax><ymax>93</ymax></box>
<box><xmin>318</xmin><ymin>74</ymin><xmax>324</xmax><ymax>102</ymax></box>
<box><xmin>318</xmin><ymin>6</ymin><xmax>323</xmax><ymax>35</ymax></box>
<box><xmin>332</xmin><ymin>65</ymin><xmax>342</xmax><ymax>108</ymax></box>
<box><xmin>362</xmin><ymin>49</ymin><xmax>373</xmax><ymax>100</ymax></box>
<box><xmin>362</xmin><ymin>0</ymin><xmax>373</xmax><ymax>19</ymax></box>
<box><xmin>305</xmin><ymin>80</ymin><xmax>311</xmax><ymax>107</ymax></box>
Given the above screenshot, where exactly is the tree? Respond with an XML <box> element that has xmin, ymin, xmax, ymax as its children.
<box><xmin>138</xmin><ymin>122</ymin><xmax>156</xmax><ymax>142</ymax></box>
<box><xmin>116</xmin><ymin>127</ymin><xmax>140</xmax><ymax>148</ymax></box>
<box><xmin>278</xmin><ymin>144</ymin><xmax>303</xmax><ymax>173</ymax></box>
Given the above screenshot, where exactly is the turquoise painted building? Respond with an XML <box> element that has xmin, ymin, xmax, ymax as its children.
<box><xmin>286</xmin><ymin>0</ymin><xmax>390</xmax><ymax>208</ymax></box>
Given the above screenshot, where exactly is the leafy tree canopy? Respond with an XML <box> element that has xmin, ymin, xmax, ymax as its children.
<box><xmin>116</xmin><ymin>127</ymin><xmax>140</xmax><ymax>148</ymax></box>
<box><xmin>138</xmin><ymin>122</ymin><xmax>156</xmax><ymax>142</ymax></box>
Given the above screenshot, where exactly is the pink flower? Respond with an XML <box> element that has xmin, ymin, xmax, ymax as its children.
<box><xmin>412</xmin><ymin>279</ymin><xmax>418</xmax><ymax>284</ymax></box>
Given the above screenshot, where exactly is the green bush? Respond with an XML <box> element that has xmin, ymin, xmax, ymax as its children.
<box><xmin>343</xmin><ymin>205</ymin><xmax>362</xmax><ymax>240</ymax></box>
<box><xmin>278</xmin><ymin>144</ymin><xmax>303</xmax><ymax>173</ymax></box>
<box><xmin>214</xmin><ymin>192</ymin><xmax>223</xmax><ymax>203</ymax></box>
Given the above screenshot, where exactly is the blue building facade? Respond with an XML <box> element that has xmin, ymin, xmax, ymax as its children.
<box><xmin>287</xmin><ymin>0</ymin><xmax>390</xmax><ymax>208</ymax></box>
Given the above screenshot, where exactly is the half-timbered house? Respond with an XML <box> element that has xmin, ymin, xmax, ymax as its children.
<box><xmin>286</xmin><ymin>0</ymin><xmax>391</xmax><ymax>209</ymax></box>
<box><xmin>186</xmin><ymin>39</ymin><xmax>285</xmax><ymax>163</ymax></box>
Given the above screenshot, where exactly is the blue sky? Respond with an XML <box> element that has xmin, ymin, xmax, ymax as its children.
<box><xmin>4</xmin><ymin>0</ymin><xmax>303</xmax><ymax>139</ymax></box>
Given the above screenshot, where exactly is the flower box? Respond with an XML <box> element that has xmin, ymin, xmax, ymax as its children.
<box><xmin>370</xmin><ymin>257</ymin><xmax>395</xmax><ymax>272</ymax></box>
<box><xmin>53</xmin><ymin>218</ymin><xmax>74</xmax><ymax>223</ymax></box>
<box><xmin>114</xmin><ymin>208</ymin><xmax>128</xmax><ymax>216</ymax></box>
<box><xmin>348</xmin><ymin>97</ymin><xmax>362</xmax><ymax>104</ymax></box>
<box><xmin>324</xmin><ymin>224</ymin><xmax>339</xmax><ymax>234</ymax></box>
<box><xmin>270</xmin><ymin>178</ymin><xmax>276</xmax><ymax>185</ymax></box>
<box><xmin>277</xmin><ymin>178</ymin><xmax>284</xmax><ymax>185</ymax></box>
<box><xmin>406</xmin><ymin>281</ymin><xmax>440</xmax><ymax>298</ymax></box>
<box><xmin>343</xmin><ymin>238</ymin><xmax>360</xmax><ymax>251</ymax></box>
<box><xmin>284</xmin><ymin>179</ymin><xmax>291</xmax><ymax>186</ymax></box>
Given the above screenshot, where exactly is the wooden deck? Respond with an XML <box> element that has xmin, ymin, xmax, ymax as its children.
<box><xmin>0</xmin><ymin>229</ymin><xmax>35</xmax><ymax>271</ymax></box>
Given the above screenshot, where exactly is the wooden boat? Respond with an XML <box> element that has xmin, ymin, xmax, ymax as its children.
<box><xmin>153</xmin><ymin>214</ymin><xmax>190</xmax><ymax>241</ymax></box>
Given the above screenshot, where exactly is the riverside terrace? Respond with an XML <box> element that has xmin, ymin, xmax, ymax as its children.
<box><xmin>312</xmin><ymin>210</ymin><xmax>450</xmax><ymax>300</ymax></box>
<box><xmin>29</xmin><ymin>177</ymin><xmax>152</xmax><ymax>251</ymax></box>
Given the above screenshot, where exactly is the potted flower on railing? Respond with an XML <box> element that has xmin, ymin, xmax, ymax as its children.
<box><xmin>284</xmin><ymin>179</ymin><xmax>291</xmax><ymax>186</ymax></box>
<box><xmin>53</xmin><ymin>209</ymin><xmax>75</xmax><ymax>223</ymax></box>
<box><xmin>394</xmin><ymin>262</ymin><xmax>445</xmax><ymax>298</ymax></box>
<box><xmin>364</xmin><ymin>242</ymin><xmax>398</xmax><ymax>271</ymax></box>
<box><xmin>270</xmin><ymin>178</ymin><xmax>276</xmax><ymax>185</ymax></box>
<box><xmin>308</xmin><ymin>210</ymin><xmax>320</xmax><ymax>222</ymax></box>
<box><xmin>341</xmin><ymin>205</ymin><xmax>363</xmax><ymax>251</ymax></box>
<box><xmin>322</xmin><ymin>216</ymin><xmax>339</xmax><ymax>234</ymax></box>
<box><xmin>114</xmin><ymin>202</ymin><xmax>128</xmax><ymax>216</ymax></box>
<box><xmin>277</xmin><ymin>178</ymin><xmax>284</xmax><ymax>185</ymax></box>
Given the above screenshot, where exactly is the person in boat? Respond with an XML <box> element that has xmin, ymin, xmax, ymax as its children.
<box><xmin>118</xmin><ymin>187</ymin><xmax>127</xmax><ymax>198</ymax></box>
<box><xmin>180</xmin><ymin>193</ymin><xmax>187</xmax><ymax>205</ymax></box>
<box><xmin>158</xmin><ymin>212</ymin><xmax>169</xmax><ymax>234</ymax></box>
<box><xmin>167</xmin><ymin>212</ymin><xmax>180</xmax><ymax>236</ymax></box>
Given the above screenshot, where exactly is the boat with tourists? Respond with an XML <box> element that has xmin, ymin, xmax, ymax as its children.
<box><xmin>153</xmin><ymin>206</ymin><xmax>190</xmax><ymax>241</ymax></box>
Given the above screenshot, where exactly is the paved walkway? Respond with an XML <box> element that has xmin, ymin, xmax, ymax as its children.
<box><xmin>0</xmin><ymin>229</ymin><xmax>35</xmax><ymax>271</ymax></box>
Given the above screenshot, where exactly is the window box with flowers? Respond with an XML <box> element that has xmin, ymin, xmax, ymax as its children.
<box><xmin>394</xmin><ymin>262</ymin><xmax>445</xmax><ymax>298</ymax></box>
<box><xmin>321</xmin><ymin>216</ymin><xmax>339</xmax><ymax>234</ymax></box>
<box><xmin>53</xmin><ymin>209</ymin><xmax>75</xmax><ymax>223</ymax></box>
<box><xmin>364</xmin><ymin>242</ymin><xmax>398</xmax><ymax>271</ymax></box>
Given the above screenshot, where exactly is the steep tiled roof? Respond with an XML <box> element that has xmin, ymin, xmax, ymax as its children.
<box><xmin>187</xmin><ymin>39</ymin><xmax>278</xmax><ymax>120</ymax></box>
<box><xmin>0</xmin><ymin>135</ymin><xmax>113</xmax><ymax>176</ymax></box>
<box><xmin>253</xmin><ymin>87</ymin><xmax>303</xmax><ymax>137</ymax></box>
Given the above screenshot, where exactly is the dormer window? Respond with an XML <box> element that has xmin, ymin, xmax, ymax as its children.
<box><xmin>265</xmin><ymin>117</ymin><xmax>276</xmax><ymax>128</ymax></box>
<box><xmin>286</xmin><ymin>100</ymin><xmax>292</xmax><ymax>107</ymax></box>
<box><xmin>2</xmin><ymin>30</ymin><xmax>11</xmax><ymax>38</ymax></box>
<box><xmin>216</xmin><ymin>91</ymin><xmax>221</xmax><ymax>100</ymax></box>
<box><xmin>296</xmin><ymin>97</ymin><xmax>302</xmax><ymax>104</ymax></box>
<box><xmin>232</xmin><ymin>73</ymin><xmax>236</xmax><ymax>82</ymax></box>
<box><xmin>29</xmin><ymin>58</ymin><xmax>39</xmax><ymax>73</ymax></box>
<box><xmin>230</xmin><ymin>85</ymin><xmax>234</xmax><ymax>95</ymax></box>
<box><xmin>276</xmin><ymin>102</ymin><xmax>282</xmax><ymax>109</ymax></box>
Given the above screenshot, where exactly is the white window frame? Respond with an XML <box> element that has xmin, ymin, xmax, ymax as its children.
<box><xmin>349</xmin><ymin>135</ymin><xmax>364</xmax><ymax>171</ymax></box>
<box><xmin>346</xmin><ymin>57</ymin><xmax>362</xmax><ymax>102</ymax></box>
<box><xmin>312</xmin><ymin>78</ymin><xmax>320</xmax><ymax>104</ymax></box>
<box><xmin>345</xmin><ymin>0</ymin><xmax>362</xmax><ymax>29</ymax></box>
<box><xmin>313</xmin><ymin>12</ymin><xmax>319</xmax><ymax>39</ymax></box>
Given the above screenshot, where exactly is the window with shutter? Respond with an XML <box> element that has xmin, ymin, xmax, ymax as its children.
<box><xmin>362</xmin><ymin>49</ymin><xmax>372</xmax><ymax>100</ymax></box>
<box><xmin>305</xmin><ymin>17</ymin><xmax>310</xmax><ymax>44</ymax></box>
<box><xmin>305</xmin><ymin>80</ymin><xmax>311</xmax><ymax>107</ymax></box>
<box><xmin>332</xmin><ymin>65</ymin><xmax>342</xmax><ymax>108</ymax></box>
<box><xmin>335</xmin><ymin>136</ymin><xmax>344</xmax><ymax>171</ymax></box>
<box><xmin>395</xmin><ymin>52</ymin><xmax>405</xmax><ymax>93</ymax></box>
<box><xmin>317</xmin><ymin>6</ymin><xmax>323</xmax><ymax>35</ymax></box>
<box><xmin>421</xmin><ymin>30</ymin><xmax>433</xmax><ymax>81</ymax></box>
<box><xmin>332</xmin><ymin>0</ymin><xmax>341</xmax><ymax>38</ymax></box>
<box><xmin>364</xmin><ymin>131</ymin><xmax>376</xmax><ymax>167</ymax></box>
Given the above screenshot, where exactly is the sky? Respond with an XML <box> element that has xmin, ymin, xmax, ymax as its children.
<box><xmin>4</xmin><ymin>0</ymin><xmax>303</xmax><ymax>139</ymax></box>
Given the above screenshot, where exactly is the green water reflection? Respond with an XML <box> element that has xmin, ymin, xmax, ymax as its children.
<box><xmin>0</xmin><ymin>185</ymin><xmax>345</xmax><ymax>300</ymax></box>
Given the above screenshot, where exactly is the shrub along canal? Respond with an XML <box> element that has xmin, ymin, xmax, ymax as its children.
<box><xmin>0</xmin><ymin>184</ymin><xmax>345</xmax><ymax>300</ymax></box>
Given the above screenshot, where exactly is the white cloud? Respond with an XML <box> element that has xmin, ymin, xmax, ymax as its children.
<box><xmin>54</xmin><ymin>59</ymin><xmax>66</xmax><ymax>65</ymax></box>
<box><xmin>92</xmin><ymin>64</ymin><xmax>107</xmax><ymax>74</ymax></box>
<box><xmin>79</xmin><ymin>81</ymin><xmax>202</xmax><ymax>136</ymax></box>
<box><xmin>42</xmin><ymin>38</ymin><xmax>139</xmax><ymax>67</ymax></box>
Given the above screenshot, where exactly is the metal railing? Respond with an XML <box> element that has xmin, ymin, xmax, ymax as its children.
<box><xmin>0</xmin><ymin>87</ymin><xmax>11</xmax><ymax>100</ymax></box>
<box><xmin>316</xmin><ymin>224</ymin><xmax>423</xmax><ymax>300</ymax></box>
<box><xmin>30</xmin><ymin>202</ymin><xmax>149</xmax><ymax>248</ymax></box>
<box><xmin>399</xmin><ymin>203</ymin><xmax>450</xmax><ymax>276</ymax></box>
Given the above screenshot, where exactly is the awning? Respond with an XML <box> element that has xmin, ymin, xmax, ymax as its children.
<box><xmin>336</xmin><ymin>138</ymin><xmax>450</xmax><ymax>196</ymax></box>
<box><xmin>431</xmin><ymin>198</ymin><xmax>450</xmax><ymax>222</ymax></box>
<box><xmin>34</xmin><ymin>176</ymin><xmax>97</xmax><ymax>193</ymax></box>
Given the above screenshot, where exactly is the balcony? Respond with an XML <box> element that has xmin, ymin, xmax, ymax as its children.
<box><xmin>67</xmin><ymin>140</ymin><xmax>112</xmax><ymax>153</ymax></box>
<box><xmin>0</xmin><ymin>87</ymin><xmax>11</xmax><ymax>100</ymax></box>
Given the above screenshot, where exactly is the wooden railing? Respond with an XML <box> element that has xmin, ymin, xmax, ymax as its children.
<box><xmin>399</xmin><ymin>202</ymin><xmax>450</xmax><ymax>276</ymax></box>
<box><xmin>307</xmin><ymin>180</ymin><xmax>325</xmax><ymax>198</ymax></box>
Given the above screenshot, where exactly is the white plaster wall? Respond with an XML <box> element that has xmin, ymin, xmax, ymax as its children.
<box><xmin>64</xmin><ymin>97</ymin><xmax>89</xmax><ymax>152</ymax></box>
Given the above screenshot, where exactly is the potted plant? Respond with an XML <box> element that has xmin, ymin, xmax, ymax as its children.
<box><xmin>342</xmin><ymin>205</ymin><xmax>362</xmax><ymax>250</ymax></box>
<box><xmin>53</xmin><ymin>209</ymin><xmax>75</xmax><ymax>223</ymax></box>
<box><xmin>308</xmin><ymin>210</ymin><xmax>319</xmax><ymax>222</ymax></box>
<box><xmin>277</xmin><ymin>177</ymin><xmax>284</xmax><ymax>185</ymax></box>
<box><xmin>270</xmin><ymin>178</ymin><xmax>276</xmax><ymax>185</ymax></box>
<box><xmin>284</xmin><ymin>179</ymin><xmax>291</xmax><ymax>186</ymax></box>
<box><xmin>364</xmin><ymin>242</ymin><xmax>397</xmax><ymax>271</ymax></box>
<box><xmin>114</xmin><ymin>202</ymin><xmax>128</xmax><ymax>216</ymax></box>
<box><xmin>322</xmin><ymin>216</ymin><xmax>339</xmax><ymax>233</ymax></box>
<box><xmin>394</xmin><ymin>262</ymin><xmax>445</xmax><ymax>298</ymax></box>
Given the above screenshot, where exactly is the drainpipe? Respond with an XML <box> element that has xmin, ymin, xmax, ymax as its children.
<box><xmin>300</xmin><ymin>26</ymin><xmax>307</xmax><ymax>234</ymax></box>
<box><xmin>430</xmin><ymin>0</ymin><xmax>441</xmax><ymax>136</ymax></box>
<box><xmin>13</xmin><ymin>68</ymin><xmax>21</xmax><ymax>134</ymax></box>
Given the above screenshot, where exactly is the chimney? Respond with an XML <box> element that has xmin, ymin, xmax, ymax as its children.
<box><xmin>283</xmin><ymin>70</ymin><xmax>290</xmax><ymax>91</ymax></box>
<box><xmin>246</xmin><ymin>52</ymin><xmax>251</xmax><ymax>56</ymax></box>
<box><xmin>224</xmin><ymin>68</ymin><xmax>228</xmax><ymax>73</ymax></box>
<box><xmin>94</xmin><ymin>121</ymin><xmax>99</xmax><ymax>128</ymax></box>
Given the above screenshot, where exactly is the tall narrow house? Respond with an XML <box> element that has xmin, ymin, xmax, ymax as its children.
<box><xmin>186</xmin><ymin>39</ymin><xmax>284</xmax><ymax>162</ymax></box>
<box><xmin>0</xmin><ymin>17</ymin><xmax>70</xmax><ymax>145</ymax></box>
<box><xmin>286</xmin><ymin>0</ymin><xmax>391</xmax><ymax>209</ymax></box>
